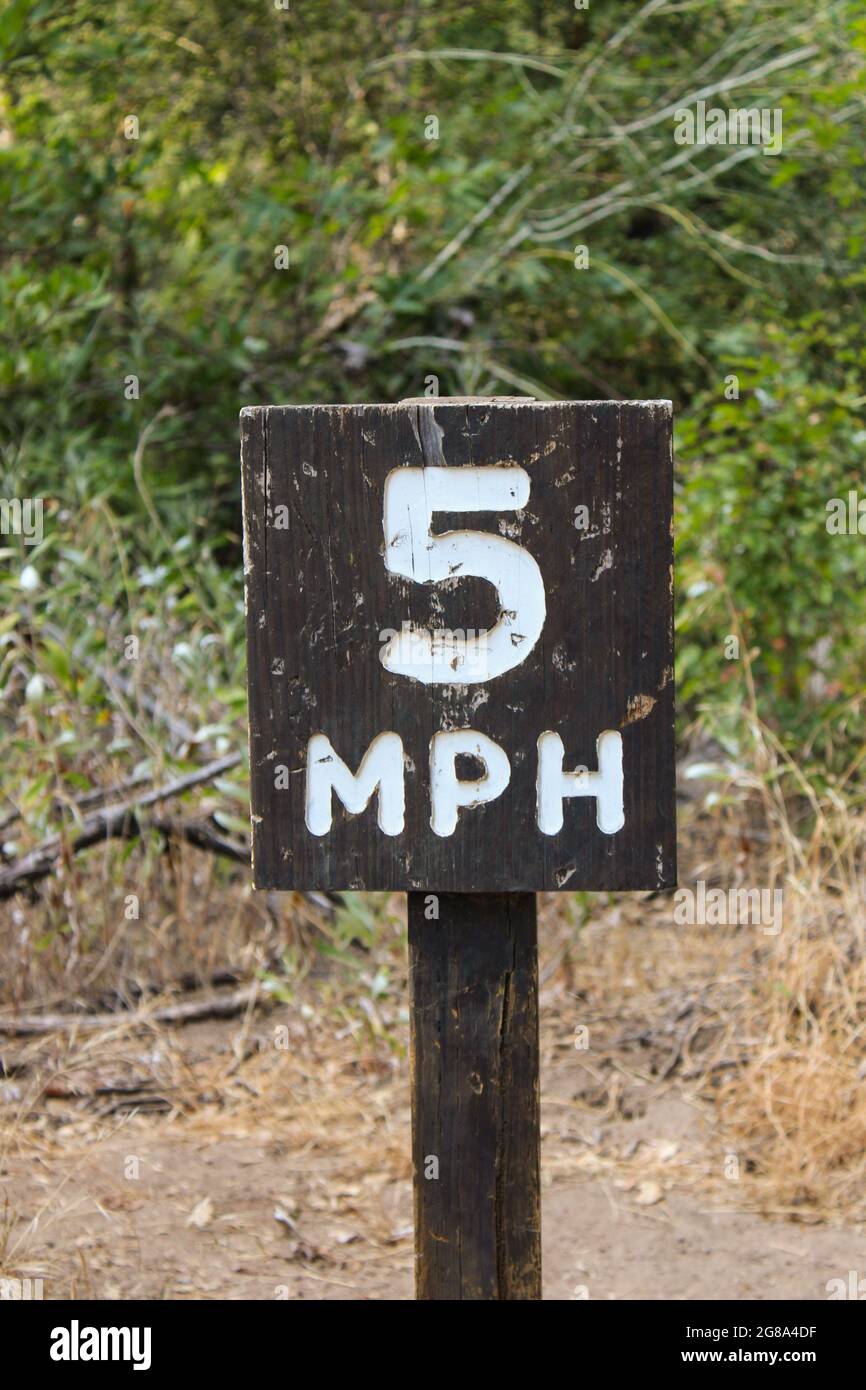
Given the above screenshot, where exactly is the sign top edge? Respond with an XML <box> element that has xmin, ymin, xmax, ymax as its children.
<box><xmin>240</xmin><ymin>399</ymin><xmax>673</xmax><ymax>417</ymax></box>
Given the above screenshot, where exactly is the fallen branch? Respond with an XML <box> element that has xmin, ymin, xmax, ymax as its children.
<box><xmin>0</xmin><ymin>983</ymin><xmax>261</xmax><ymax>1036</ymax></box>
<box><xmin>2</xmin><ymin>969</ymin><xmax>251</xmax><ymax>1032</ymax></box>
<box><xmin>0</xmin><ymin>754</ymin><xmax>242</xmax><ymax>899</ymax></box>
<box><xmin>152</xmin><ymin>816</ymin><xmax>250</xmax><ymax>864</ymax></box>
<box><xmin>0</xmin><ymin>767</ymin><xmax>153</xmax><ymax>837</ymax></box>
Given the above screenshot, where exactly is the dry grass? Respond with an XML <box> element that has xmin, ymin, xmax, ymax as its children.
<box><xmin>710</xmin><ymin>833</ymin><xmax>866</xmax><ymax>1220</ymax></box>
<box><xmin>2</xmin><ymin>709</ymin><xmax>866</xmax><ymax>1259</ymax></box>
<box><xmin>674</xmin><ymin>685</ymin><xmax>866</xmax><ymax>1223</ymax></box>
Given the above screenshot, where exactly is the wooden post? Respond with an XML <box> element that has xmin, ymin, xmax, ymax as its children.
<box><xmin>240</xmin><ymin>394</ymin><xmax>676</xmax><ymax>1303</ymax></box>
<box><xmin>408</xmin><ymin>891</ymin><xmax>540</xmax><ymax>1300</ymax></box>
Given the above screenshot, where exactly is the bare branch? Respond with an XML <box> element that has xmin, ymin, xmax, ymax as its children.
<box><xmin>0</xmin><ymin>984</ymin><xmax>262</xmax><ymax>1036</ymax></box>
<box><xmin>0</xmin><ymin>753</ymin><xmax>242</xmax><ymax>899</ymax></box>
<box><xmin>367</xmin><ymin>48</ymin><xmax>568</xmax><ymax>79</ymax></box>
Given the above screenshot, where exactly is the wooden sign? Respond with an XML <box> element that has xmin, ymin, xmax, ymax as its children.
<box><xmin>241</xmin><ymin>398</ymin><xmax>675</xmax><ymax>893</ymax></box>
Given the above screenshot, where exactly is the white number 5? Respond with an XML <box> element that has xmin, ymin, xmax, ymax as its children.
<box><xmin>380</xmin><ymin>466</ymin><xmax>546</xmax><ymax>685</ymax></box>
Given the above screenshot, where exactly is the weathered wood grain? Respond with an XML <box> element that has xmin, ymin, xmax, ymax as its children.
<box><xmin>408</xmin><ymin>890</ymin><xmax>540</xmax><ymax>1300</ymax></box>
<box><xmin>240</xmin><ymin>398</ymin><xmax>675</xmax><ymax>891</ymax></box>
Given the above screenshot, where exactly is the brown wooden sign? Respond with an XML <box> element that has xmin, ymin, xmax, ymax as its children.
<box><xmin>241</xmin><ymin>398</ymin><xmax>675</xmax><ymax>893</ymax></box>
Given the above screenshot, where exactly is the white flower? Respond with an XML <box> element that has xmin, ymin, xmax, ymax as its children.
<box><xmin>19</xmin><ymin>565</ymin><xmax>40</xmax><ymax>592</ymax></box>
<box><xmin>25</xmin><ymin>673</ymin><xmax>46</xmax><ymax>703</ymax></box>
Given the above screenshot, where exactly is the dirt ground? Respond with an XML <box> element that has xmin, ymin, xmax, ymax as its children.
<box><xmin>2</xmin><ymin>894</ymin><xmax>864</xmax><ymax>1300</ymax></box>
<box><xmin>6</xmin><ymin>1084</ymin><xmax>862</xmax><ymax>1302</ymax></box>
